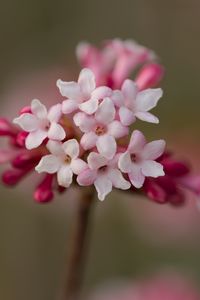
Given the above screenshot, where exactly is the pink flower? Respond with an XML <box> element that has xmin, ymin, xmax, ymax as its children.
<box><xmin>13</xmin><ymin>99</ymin><xmax>65</xmax><ymax>150</ymax></box>
<box><xmin>57</xmin><ymin>68</ymin><xmax>112</xmax><ymax>115</ymax></box>
<box><xmin>74</xmin><ymin>98</ymin><xmax>128</xmax><ymax>159</ymax></box>
<box><xmin>35</xmin><ymin>139</ymin><xmax>87</xmax><ymax>188</ymax></box>
<box><xmin>77</xmin><ymin>152</ymin><xmax>130</xmax><ymax>201</ymax></box>
<box><xmin>115</xmin><ymin>79</ymin><xmax>163</xmax><ymax>126</ymax></box>
<box><xmin>118</xmin><ymin>130</ymin><xmax>165</xmax><ymax>188</ymax></box>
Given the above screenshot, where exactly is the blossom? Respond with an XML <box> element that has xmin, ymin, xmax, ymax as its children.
<box><xmin>74</xmin><ymin>97</ymin><xmax>128</xmax><ymax>159</ymax></box>
<box><xmin>118</xmin><ymin>130</ymin><xmax>165</xmax><ymax>188</ymax></box>
<box><xmin>115</xmin><ymin>79</ymin><xmax>163</xmax><ymax>126</ymax></box>
<box><xmin>57</xmin><ymin>68</ymin><xmax>112</xmax><ymax>115</ymax></box>
<box><xmin>13</xmin><ymin>99</ymin><xmax>65</xmax><ymax>150</ymax></box>
<box><xmin>77</xmin><ymin>152</ymin><xmax>131</xmax><ymax>201</ymax></box>
<box><xmin>35</xmin><ymin>139</ymin><xmax>87</xmax><ymax>188</ymax></box>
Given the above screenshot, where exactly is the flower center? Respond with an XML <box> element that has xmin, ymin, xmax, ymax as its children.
<box><xmin>99</xmin><ymin>165</ymin><xmax>107</xmax><ymax>172</ymax></box>
<box><xmin>131</xmin><ymin>153</ymin><xmax>138</xmax><ymax>163</ymax></box>
<box><xmin>95</xmin><ymin>125</ymin><xmax>106</xmax><ymax>136</ymax></box>
<box><xmin>64</xmin><ymin>154</ymin><xmax>71</xmax><ymax>164</ymax></box>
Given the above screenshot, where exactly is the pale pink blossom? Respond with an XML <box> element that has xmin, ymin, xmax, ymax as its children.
<box><xmin>74</xmin><ymin>98</ymin><xmax>128</xmax><ymax>159</ymax></box>
<box><xmin>115</xmin><ymin>79</ymin><xmax>163</xmax><ymax>126</ymax></box>
<box><xmin>77</xmin><ymin>152</ymin><xmax>130</xmax><ymax>201</ymax></box>
<box><xmin>57</xmin><ymin>68</ymin><xmax>112</xmax><ymax>115</ymax></box>
<box><xmin>35</xmin><ymin>139</ymin><xmax>87</xmax><ymax>188</ymax></box>
<box><xmin>13</xmin><ymin>99</ymin><xmax>65</xmax><ymax>150</ymax></box>
<box><xmin>118</xmin><ymin>130</ymin><xmax>165</xmax><ymax>188</ymax></box>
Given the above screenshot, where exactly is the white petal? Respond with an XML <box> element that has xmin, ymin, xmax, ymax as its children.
<box><xmin>25</xmin><ymin>130</ymin><xmax>47</xmax><ymax>149</ymax></box>
<box><xmin>48</xmin><ymin>103</ymin><xmax>62</xmax><ymax>122</ymax></box>
<box><xmin>107</xmin><ymin>120</ymin><xmax>129</xmax><ymax>138</ymax></box>
<box><xmin>73</xmin><ymin>112</ymin><xmax>96</xmax><ymax>133</ymax></box>
<box><xmin>141</xmin><ymin>160</ymin><xmax>165</xmax><ymax>177</ymax></box>
<box><xmin>111</xmin><ymin>90</ymin><xmax>124</xmax><ymax>107</ymax></box>
<box><xmin>128</xmin><ymin>130</ymin><xmax>146</xmax><ymax>153</ymax></box>
<box><xmin>121</xmin><ymin>79</ymin><xmax>138</xmax><ymax>107</ymax></box>
<box><xmin>129</xmin><ymin>166</ymin><xmax>145</xmax><ymax>188</ymax></box>
<box><xmin>56</xmin><ymin>79</ymin><xmax>81</xmax><ymax>100</ymax></box>
<box><xmin>46</xmin><ymin>140</ymin><xmax>64</xmax><ymax>156</ymax></box>
<box><xmin>119</xmin><ymin>106</ymin><xmax>136</xmax><ymax>126</ymax></box>
<box><xmin>94</xmin><ymin>176</ymin><xmax>112</xmax><ymax>201</ymax></box>
<box><xmin>91</xmin><ymin>86</ymin><xmax>112</xmax><ymax>99</ymax></box>
<box><xmin>70</xmin><ymin>158</ymin><xmax>87</xmax><ymax>175</ymax></box>
<box><xmin>35</xmin><ymin>154</ymin><xmax>61</xmax><ymax>173</ymax></box>
<box><xmin>79</xmin><ymin>98</ymin><xmax>99</xmax><ymax>115</ymax></box>
<box><xmin>80</xmin><ymin>132</ymin><xmax>97</xmax><ymax>150</ymax></box>
<box><xmin>142</xmin><ymin>140</ymin><xmax>166</xmax><ymax>160</ymax></box>
<box><xmin>108</xmin><ymin>168</ymin><xmax>131</xmax><ymax>190</ymax></box>
<box><xmin>57</xmin><ymin>165</ymin><xmax>73</xmax><ymax>188</ymax></box>
<box><xmin>77</xmin><ymin>168</ymin><xmax>97</xmax><ymax>186</ymax></box>
<box><xmin>95</xmin><ymin>98</ymin><xmax>115</xmax><ymax>125</ymax></box>
<box><xmin>62</xmin><ymin>139</ymin><xmax>79</xmax><ymax>159</ymax></box>
<box><xmin>135</xmin><ymin>88</ymin><xmax>163</xmax><ymax>111</ymax></box>
<box><xmin>48</xmin><ymin>122</ymin><xmax>66</xmax><ymax>141</ymax></box>
<box><xmin>62</xmin><ymin>99</ymin><xmax>79</xmax><ymax>114</ymax></box>
<box><xmin>135</xmin><ymin>111</ymin><xmax>159</xmax><ymax>123</ymax></box>
<box><xmin>118</xmin><ymin>152</ymin><xmax>132</xmax><ymax>173</ymax></box>
<box><xmin>96</xmin><ymin>135</ymin><xmax>116</xmax><ymax>159</ymax></box>
<box><xmin>31</xmin><ymin>99</ymin><xmax>47</xmax><ymax>119</ymax></box>
<box><xmin>88</xmin><ymin>152</ymin><xmax>107</xmax><ymax>170</ymax></box>
<box><xmin>13</xmin><ymin>114</ymin><xmax>38</xmax><ymax>132</ymax></box>
<box><xmin>78</xmin><ymin>68</ymin><xmax>96</xmax><ymax>97</ymax></box>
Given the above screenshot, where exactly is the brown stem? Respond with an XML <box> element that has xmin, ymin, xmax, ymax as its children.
<box><xmin>61</xmin><ymin>187</ymin><xmax>94</xmax><ymax>300</ymax></box>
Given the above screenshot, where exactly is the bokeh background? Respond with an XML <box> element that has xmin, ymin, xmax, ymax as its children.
<box><xmin>0</xmin><ymin>0</ymin><xmax>200</xmax><ymax>299</ymax></box>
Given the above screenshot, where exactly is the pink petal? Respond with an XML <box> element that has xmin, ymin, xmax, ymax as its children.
<box><xmin>56</xmin><ymin>79</ymin><xmax>81</xmax><ymax>100</ymax></box>
<box><xmin>31</xmin><ymin>99</ymin><xmax>47</xmax><ymax>119</ymax></box>
<box><xmin>108</xmin><ymin>169</ymin><xmax>131</xmax><ymax>190</ymax></box>
<box><xmin>73</xmin><ymin>112</ymin><xmax>96</xmax><ymax>133</ymax></box>
<box><xmin>87</xmin><ymin>152</ymin><xmax>107</xmax><ymax>170</ymax></box>
<box><xmin>70</xmin><ymin>158</ymin><xmax>87</xmax><ymax>175</ymax></box>
<box><xmin>142</xmin><ymin>140</ymin><xmax>166</xmax><ymax>160</ymax></box>
<box><xmin>80</xmin><ymin>132</ymin><xmax>97</xmax><ymax>150</ymax></box>
<box><xmin>57</xmin><ymin>165</ymin><xmax>73</xmax><ymax>187</ymax></box>
<box><xmin>107</xmin><ymin>120</ymin><xmax>128</xmax><ymax>138</ymax></box>
<box><xmin>121</xmin><ymin>79</ymin><xmax>138</xmax><ymax>107</ymax></box>
<box><xmin>111</xmin><ymin>90</ymin><xmax>124</xmax><ymax>107</ymax></box>
<box><xmin>48</xmin><ymin>122</ymin><xmax>66</xmax><ymax>141</ymax></box>
<box><xmin>25</xmin><ymin>130</ymin><xmax>47</xmax><ymax>149</ymax></box>
<box><xmin>141</xmin><ymin>160</ymin><xmax>165</xmax><ymax>177</ymax></box>
<box><xmin>128</xmin><ymin>130</ymin><xmax>146</xmax><ymax>153</ymax></box>
<box><xmin>62</xmin><ymin>99</ymin><xmax>79</xmax><ymax>114</ymax></box>
<box><xmin>129</xmin><ymin>166</ymin><xmax>145</xmax><ymax>188</ymax></box>
<box><xmin>94</xmin><ymin>176</ymin><xmax>112</xmax><ymax>201</ymax></box>
<box><xmin>13</xmin><ymin>113</ymin><xmax>38</xmax><ymax>132</ymax></box>
<box><xmin>119</xmin><ymin>106</ymin><xmax>136</xmax><ymax>126</ymax></box>
<box><xmin>79</xmin><ymin>98</ymin><xmax>99</xmax><ymax>115</ymax></box>
<box><xmin>62</xmin><ymin>139</ymin><xmax>80</xmax><ymax>159</ymax></box>
<box><xmin>77</xmin><ymin>168</ymin><xmax>97</xmax><ymax>186</ymax></box>
<box><xmin>135</xmin><ymin>111</ymin><xmax>159</xmax><ymax>123</ymax></box>
<box><xmin>48</xmin><ymin>103</ymin><xmax>62</xmax><ymax>122</ymax></box>
<box><xmin>118</xmin><ymin>152</ymin><xmax>132</xmax><ymax>173</ymax></box>
<box><xmin>78</xmin><ymin>68</ymin><xmax>96</xmax><ymax>97</ymax></box>
<box><xmin>96</xmin><ymin>135</ymin><xmax>116</xmax><ymax>159</ymax></box>
<box><xmin>95</xmin><ymin>98</ymin><xmax>115</xmax><ymax>125</ymax></box>
<box><xmin>135</xmin><ymin>88</ymin><xmax>163</xmax><ymax>111</ymax></box>
<box><xmin>91</xmin><ymin>86</ymin><xmax>112</xmax><ymax>99</ymax></box>
<box><xmin>35</xmin><ymin>154</ymin><xmax>61</xmax><ymax>173</ymax></box>
<box><xmin>46</xmin><ymin>140</ymin><xmax>64</xmax><ymax>156</ymax></box>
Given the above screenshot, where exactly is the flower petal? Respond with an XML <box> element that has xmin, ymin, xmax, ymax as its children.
<box><xmin>73</xmin><ymin>112</ymin><xmax>96</xmax><ymax>133</ymax></box>
<box><xmin>129</xmin><ymin>166</ymin><xmax>145</xmax><ymax>188</ymax></box>
<box><xmin>118</xmin><ymin>152</ymin><xmax>132</xmax><ymax>173</ymax></box>
<box><xmin>48</xmin><ymin>122</ymin><xmax>66</xmax><ymax>141</ymax></box>
<box><xmin>119</xmin><ymin>106</ymin><xmax>136</xmax><ymax>126</ymax></box>
<box><xmin>107</xmin><ymin>120</ymin><xmax>129</xmax><ymax>138</ymax></box>
<box><xmin>48</xmin><ymin>103</ymin><xmax>62</xmax><ymax>122</ymax></box>
<box><xmin>87</xmin><ymin>152</ymin><xmax>107</xmax><ymax>170</ymax></box>
<box><xmin>91</xmin><ymin>86</ymin><xmax>112</xmax><ymax>99</ymax></box>
<box><xmin>56</xmin><ymin>79</ymin><xmax>81</xmax><ymax>100</ymax></box>
<box><xmin>80</xmin><ymin>132</ymin><xmax>97</xmax><ymax>150</ymax></box>
<box><xmin>108</xmin><ymin>169</ymin><xmax>131</xmax><ymax>190</ymax></box>
<box><xmin>62</xmin><ymin>99</ymin><xmax>79</xmax><ymax>114</ymax></box>
<box><xmin>79</xmin><ymin>98</ymin><xmax>99</xmax><ymax>114</ymax></box>
<box><xmin>128</xmin><ymin>130</ymin><xmax>146</xmax><ymax>153</ymax></box>
<box><xmin>57</xmin><ymin>165</ymin><xmax>73</xmax><ymax>188</ymax></box>
<box><xmin>25</xmin><ymin>130</ymin><xmax>47</xmax><ymax>149</ymax></box>
<box><xmin>96</xmin><ymin>135</ymin><xmax>116</xmax><ymax>159</ymax></box>
<box><xmin>135</xmin><ymin>88</ymin><xmax>163</xmax><ymax>111</ymax></box>
<box><xmin>46</xmin><ymin>140</ymin><xmax>64</xmax><ymax>156</ymax></box>
<box><xmin>77</xmin><ymin>168</ymin><xmax>97</xmax><ymax>186</ymax></box>
<box><xmin>78</xmin><ymin>68</ymin><xmax>96</xmax><ymax>97</ymax></box>
<box><xmin>142</xmin><ymin>140</ymin><xmax>166</xmax><ymax>160</ymax></box>
<box><xmin>95</xmin><ymin>97</ymin><xmax>115</xmax><ymax>125</ymax></box>
<box><xmin>141</xmin><ymin>160</ymin><xmax>165</xmax><ymax>177</ymax></box>
<box><xmin>62</xmin><ymin>139</ymin><xmax>80</xmax><ymax>159</ymax></box>
<box><xmin>121</xmin><ymin>79</ymin><xmax>138</xmax><ymax>107</ymax></box>
<box><xmin>94</xmin><ymin>176</ymin><xmax>112</xmax><ymax>201</ymax></box>
<box><xmin>135</xmin><ymin>111</ymin><xmax>159</xmax><ymax>123</ymax></box>
<box><xmin>111</xmin><ymin>90</ymin><xmax>124</xmax><ymax>107</ymax></box>
<box><xmin>13</xmin><ymin>114</ymin><xmax>38</xmax><ymax>132</ymax></box>
<box><xmin>35</xmin><ymin>154</ymin><xmax>61</xmax><ymax>173</ymax></box>
<box><xmin>70</xmin><ymin>158</ymin><xmax>87</xmax><ymax>175</ymax></box>
<box><xmin>31</xmin><ymin>99</ymin><xmax>47</xmax><ymax>119</ymax></box>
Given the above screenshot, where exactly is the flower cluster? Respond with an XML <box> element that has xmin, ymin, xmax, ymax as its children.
<box><xmin>0</xmin><ymin>39</ymin><xmax>199</xmax><ymax>203</ymax></box>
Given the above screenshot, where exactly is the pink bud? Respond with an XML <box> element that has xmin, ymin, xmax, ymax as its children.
<box><xmin>19</xmin><ymin>106</ymin><xmax>32</xmax><ymax>114</ymax></box>
<box><xmin>2</xmin><ymin>168</ymin><xmax>31</xmax><ymax>186</ymax></box>
<box><xmin>12</xmin><ymin>152</ymin><xmax>40</xmax><ymax>169</ymax></box>
<box><xmin>34</xmin><ymin>175</ymin><xmax>54</xmax><ymax>203</ymax></box>
<box><xmin>144</xmin><ymin>179</ymin><xmax>167</xmax><ymax>204</ymax></box>
<box><xmin>0</xmin><ymin>118</ymin><xmax>17</xmax><ymax>137</ymax></box>
<box><xmin>135</xmin><ymin>63</ymin><xmax>165</xmax><ymax>90</ymax></box>
<box><xmin>163</xmin><ymin>160</ymin><xmax>190</xmax><ymax>177</ymax></box>
<box><xmin>15</xmin><ymin>131</ymin><xmax>29</xmax><ymax>147</ymax></box>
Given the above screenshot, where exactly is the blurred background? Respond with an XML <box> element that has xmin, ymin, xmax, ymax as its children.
<box><xmin>0</xmin><ymin>0</ymin><xmax>200</xmax><ymax>299</ymax></box>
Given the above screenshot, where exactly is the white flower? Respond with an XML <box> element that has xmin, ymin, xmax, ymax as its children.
<box><xmin>13</xmin><ymin>99</ymin><xmax>65</xmax><ymax>149</ymax></box>
<box><xmin>35</xmin><ymin>139</ymin><xmax>87</xmax><ymax>188</ymax></box>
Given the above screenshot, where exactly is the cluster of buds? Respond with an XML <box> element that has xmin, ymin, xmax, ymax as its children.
<box><xmin>0</xmin><ymin>39</ymin><xmax>199</xmax><ymax>204</ymax></box>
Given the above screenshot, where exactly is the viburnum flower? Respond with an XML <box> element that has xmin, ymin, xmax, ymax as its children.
<box><xmin>118</xmin><ymin>130</ymin><xmax>165</xmax><ymax>188</ymax></box>
<box><xmin>57</xmin><ymin>68</ymin><xmax>112</xmax><ymax>115</ymax></box>
<box><xmin>77</xmin><ymin>152</ymin><xmax>131</xmax><ymax>201</ymax></box>
<box><xmin>35</xmin><ymin>139</ymin><xmax>87</xmax><ymax>188</ymax></box>
<box><xmin>74</xmin><ymin>97</ymin><xmax>128</xmax><ymax>159</ymax></box>
<box><xmin>13</xmin><ymin>99</ymin><xmax>65</xmax><ymax>150</ymax></box>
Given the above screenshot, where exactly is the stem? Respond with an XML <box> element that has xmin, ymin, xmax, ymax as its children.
<box><xmin>61</xmin><ymin>187</ymin><xmax>94</xmax><ymax>300</ymax></box>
